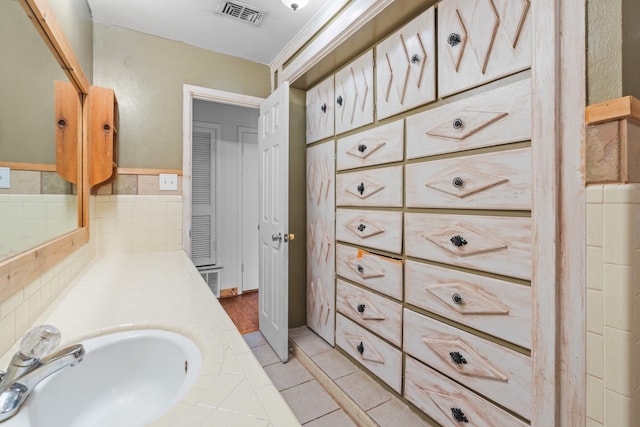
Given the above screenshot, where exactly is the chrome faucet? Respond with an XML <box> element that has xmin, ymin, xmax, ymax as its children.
<box><xmin>0</xmin><ymin>325</ymin><xmax>85</xmax><ymax>423</ymax></box>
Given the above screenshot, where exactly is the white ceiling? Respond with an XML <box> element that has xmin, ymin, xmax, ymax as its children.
<box><xmin>86</xmin><ymin>0</ymin><xmax>331</xmax><ymax>65</ymax></box>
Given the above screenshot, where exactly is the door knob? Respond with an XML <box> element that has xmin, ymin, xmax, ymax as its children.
<box><xmin>271</xmin><ymin>233</ymin><xmax>282</xmax><ymax>242</ymax></box>
<box><xmin>284</xmin><ymin>233</ymin><xmax>295</xmax><ymax>242</ymax></box>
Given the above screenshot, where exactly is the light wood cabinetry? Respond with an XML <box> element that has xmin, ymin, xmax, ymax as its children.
<box><xmin>375</xmin><ymin>6</ymin><xmax>436</xmax><ymax>120</ymax></box>
<box><xmin>305</xmin><ymin>0</ymin><xmax>536</xmax><ymax>423</ymax></box>
<box><xmin>306</xmin><ymin>76</ymin><xmax>334</xmax><ymax>144</ymax></box>
<box><xmin>88</xmin><ymin>85</ymin><xmax>118</xmax><ymax>191</ymax></box>
<box><xmin>437</xmin><ymin>0</ymin><xmax>532</xmax><ymax>97</ymax></box>
<box><xmin>54</xmin><ymin>80</ymin><xmax>80</xmax><ymax>184</ymax></box>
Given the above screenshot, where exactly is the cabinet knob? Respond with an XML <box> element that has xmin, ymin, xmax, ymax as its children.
<box><xmin>321</xmin><ymin>103</ymin><xmax>327</xmax><ymax>113</ymax></box>
<box><xmin>103</xmin><ymin>123</ymin><xmax>111</xmax><ymax>133</ymax></box>
<box><xmin>450</xmin><ymin>407</ymin><xmax>469</xmax><ymax>423</ymax></box>
<box><xmin>57</xmin><ymin>119</ymin><xmax>66</xmax><ymax>129</ymax></box>
<box><xmin>357</xmin><ymin>264</ymin><xmax>364</xmax><ymax>273</ymax></box>
<box><xmin>452</xmin><ymin>118</ymin><xmax>464</xmax><ymax>130</ymax></box>
<box><xmin>337</xmin><ymin>95</ymin><xmax>344</xmax><ymax>106</ymax></box>
<box><xmin>358</xmin><ymin>144</ymin><xmax>367</xmax><ymax>153</ymax></box>
<box><xmin>357</xmin><ymin>341</ymin><xmax>365</xmax><ymax>355</ymax></box>
<box><xmin>357</xmin><ymin>224</ymin><xmax>366</xmax><ymax>232</ymax></box>
<box><xmin>411</xmin><ymin>53</ymin><xmax>421</xmax><ymax>64</ymax></box>
<box><xmin>357</xmin><ymin>304</ymin><xmax>366</xmax><ymax>313</ymax></box>
<box><xmin>452</xmin><ymin>293</ymin><xmax>464</xmax><ymax>305</ymax></box>
<box><xmin>452</xmin><ymin>177</ymin><xmax>464</xmax><ymax>189</ymax></box>
<box><xmin>357</xmin><ymin>182</ymin><xmax>365</xmax><ymax>195</ymax></box>
<box><xmin>449</xmin><ymin>351</ymin><xmax>467</xmax><ymax>365</ymax></box>
<box><xmin>450</xmin><ymin>235</ymin><xmax>468</xmax><ymax>247</ymax></box>
<box><xmin>448</xmin><ymin>33</ymin><xmax>462</xmax><ymax>47</ymax></box>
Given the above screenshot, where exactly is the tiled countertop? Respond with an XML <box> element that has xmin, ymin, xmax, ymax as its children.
<box><xmin>0</xmin><ymin>251</ymin><xmax>300</xmax><ymax>427</ymax></box>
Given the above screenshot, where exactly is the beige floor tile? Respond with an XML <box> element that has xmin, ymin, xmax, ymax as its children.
<box><xmin>281</xmin><ymin>380</ymin><xmax>340</xmax><ymax>424</ymax></box>
<box><xmin>368</xmin><ymin>399</ymin><xmax>434</xmax><ymax>426</ymax></box>
<box><xmin>304</xmin><ymin>409</ymin><xmax>358</xmax><ymax>426</ymax></box>
<box><xmin>244</xmin><ymin>330</ymin><xmax>268</xmax><ymax>348</ymax></box>
<box><xmin>291</xmin><ymin>329</ymin><xmax>333</xmax><ymax>357</ymax></box>
<box><xmin>252</xmin><ymin>343</ymin><xmax>280</xmax><ymax>367</ymax></box>
<box><xmin>311</xmin><ymin>350</ymin><xmax>358</xmax><ymax>380</ymax></box>
<box><xmin>336</xmin><ymin>371</ymin><xmax>392</xmax><ymax>411</ymax></box>
<box><xmin>264</xmin><ymin>357</ymin><xmax>314</xmax><ymax>391</ymax></box>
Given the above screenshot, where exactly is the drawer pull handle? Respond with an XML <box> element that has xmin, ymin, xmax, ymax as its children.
<box><xmin>103</xmin><ymin>123</ymin><xmax>111</xmax><ymax>133</ymax></box>
<box><xmin>358</xmin><ymin>224</ymin><xmax>366</xmax><ymax>232</ymax></box>
<box><xmin>357</xmin><ymin>182</ymin><xmax>365</xmax><ymax>195</ymax></box>
<box><xmin>450</xmin><ymin>235</ymin><xmax>468</xmax><ymax>247</ymax></box>
<box><xmin>358</xmin><ymin>144</ymin><xmax>367</xmax><ymax>153</ymax></box>
<box><xmin>357</xmin><ymin>341</ymin><xmax>365</xmax><ymax>355</ymax></box>
<box><xmin>321</xmin><ymin>103</ymin><xmax>327</xmax><ymax>113</ymax></box>
<box><xmin>357</xmin><ymin>304</ymin><xmax>366</xmax><ymax>313</ymax></box>
<box><xmin>452</xmin><ymin>118</ymin><xmax>464</xmax><ymax>130</ymax></box>
<box><xmin>448</xmin><ymin>33</ymin><xmax>462</xmax><ymax>47</ymax></box>
<box><xmin>411</xmin><ymin>53</ymin><xmax>421</xmax><ymax>64</ymax></box>
<box><xmin>449</xmin><ymin>351</ymin><xmax>467</xmax><ymax>365</ymax></box>
<box><xmin>451</xmin><ymin>407</ymin><xmax>469</xmax><ymax>423</ymax></box>
<box><xmin>357</xmin><ymin>264</ymin><xmax>364</xmax><ymax>273</ymax></box>
<box><xmin>452</xmin><ymin>177</ymin><xmax>464</xmax><ymax>189</ymax></box>
<box><xmin>452</xmin><ymin>293</ymin><xmax>464</xmax><ymax>305</ymax></box>
<box><xmin>57</xmin><ymin>119</ymin><xmax>67</xmax><ymax>129</ymax></box>
<box><xmin>337</xmin><ymin>95</ymin><xmax>344</xmax><ymax>106</ymax></box>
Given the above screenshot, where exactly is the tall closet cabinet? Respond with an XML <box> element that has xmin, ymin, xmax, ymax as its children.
<box><xmin>305</xmin><ymin>0</ymin><xmax>536</xmax><ymax>425</ymax></box>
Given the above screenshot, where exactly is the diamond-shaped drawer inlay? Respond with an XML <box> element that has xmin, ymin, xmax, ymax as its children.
<box><xmin>405</xmin><ymin>212</ymin><xmax>531</xmax><ymax>280</ymax></box>
<box><xmin>337</xmin><ymin>120</ymin><xmax>404</xmax><ymax>170</ymax></box>
<box><xmin>403</xmin><ymin>309</ymin><xmax>532</xmax><ymax>419</ymax></box>
<box><xmin>336</xmin><ymin>244</ymin><xmax>403</xmax><ymax>300</ymax></box>
<box><xmin>337</xmin><ymin>165</ymin><xmax>403</xmax><ymax>207</ymax></box>
<box><xmin>406</xmin><ymin>78</ymin><xmax>531</xmax><ymax>159</ymax></box>
<box><xmin>405</xmin><ymin>260</ymin><xmax>531</xmax><ymax>348</ymax></box>
<box><xmin>337</xmin><ymin>209</ymin><xmax>403</xmax><ymax>254</ymax></box>
<box><xmin>407</xmin><ymin>147</ymin><xmax>531</xmax><ymax>210</ymax></box>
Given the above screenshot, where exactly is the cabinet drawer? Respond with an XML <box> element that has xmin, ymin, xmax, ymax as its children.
<box><xmin>336</xmin><ymin>244</ymin><xmax>403</xmax><ymax>300</ymax></box>
<box><xmin>335</xmin><ymin>50</ymin><xmax>374</xmax><ymax>135</ymax></box>
<box><xmin>403</xmin><ymin>309</ymin><xmax>531</xmax><ymax>419</ymax></box>
<box><xmin>405</xmin><ymin>147</ymin><xmax>531</xmax><ymax>210</ymax></box>
<box><xmin>336</xmin><ymin>120</ymin><xmax>403</xmax><ymax>171</ymax></box>
<box><xmin>337</xmin><ymin>165</ymin><xmax>403</xmax><ymax>207</ymax></box>
<box><xmin>337</xmin><ymin>279</ymin><xmax>402</xmax><ymax>346</ymax></box>
<box><xmin>405</xmin><ymin>212</ymin><xmax>531</xmax><ymax>280</ymax></box>
<box><xmin>336</xmin><ymin>314</ymin><xmax>402</xmax><ymax>392</ymax></box>
<box><xmin>406</xmin><ymin>78</ymin><xmax>531</xmax><ymax>159</ymax></box>
<box><xmin>306</xmin><ymin>75</ymin><xmax>334</xmax><ymax>143</ymax></box>
<box><xmin>437</xmin><ymin>0</ymin><xmax>532</xmax><ymax>96</ymax></box>
<box><xmin>405</xmin><ymin>356</ymin><xmax>528</xmax><ymax>427</ymax></box>
<box><xmin>405</xmin><ymin>260</ymin><xmax>531</xmax><ymax>349</ymax></box>
<box><xmin>376</xmin><ymin>6</ymin><xmax>436</xmax><ymax>119</ymax></box>
<box><xmin>337</xmin><ymin>209</ymin><xmax>403</xmax><ymax>254</ymax></box>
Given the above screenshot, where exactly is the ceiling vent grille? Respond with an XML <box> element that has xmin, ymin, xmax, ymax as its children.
<box><xmin>217</xmin><ymin>1</ymin><xmax>266</xmax><ymax>26</ymax></box>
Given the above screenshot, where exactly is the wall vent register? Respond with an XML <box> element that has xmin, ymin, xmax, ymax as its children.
<box><xmin>216</xmin><ymin>1</ymin><xmax>266</xmax><ymax>26</ymax></box>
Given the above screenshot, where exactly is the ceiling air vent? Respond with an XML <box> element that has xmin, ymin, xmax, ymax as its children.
<box><xmin>216</xmin><ymin>1</ymin><xmax>266</xmax><ymax>26</ymax></box>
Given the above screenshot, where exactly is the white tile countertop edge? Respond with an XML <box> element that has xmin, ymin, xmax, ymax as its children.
<box><xmin>0</xmin><ymin>250</ymin><xmax>301</xmax><ymax>427</ymax></box>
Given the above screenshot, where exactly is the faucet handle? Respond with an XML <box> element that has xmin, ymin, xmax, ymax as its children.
<box><xmin>18</xmin><ymin>325</ymin><xmax>61</xmax><ymax>361</ymax></box>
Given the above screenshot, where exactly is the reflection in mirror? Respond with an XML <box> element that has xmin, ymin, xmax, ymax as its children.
<box><xmin>0</xmin><ymin>0</ymin><xmax>79</xmax><ymax>261</ymax></box>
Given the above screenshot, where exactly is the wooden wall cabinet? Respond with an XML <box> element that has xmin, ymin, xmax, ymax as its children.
<box><xmin>54</xmin><ymin>80</ymin><xmax>81</xmax><ymax>184</ymax></box>
<box><xmin>88</xmin><ymin>85</ymin><xmax>118</xmax><ymax>191</ymax></box>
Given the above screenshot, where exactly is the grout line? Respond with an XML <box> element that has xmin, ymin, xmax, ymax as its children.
<box><xmin>290</xmin><ymin>338</ymin><xmax>378</xmax><ymax>427</ymax></box>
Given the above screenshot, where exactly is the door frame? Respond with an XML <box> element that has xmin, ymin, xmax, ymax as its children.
<box><xmin>237</xmin><ymin>125</ymin><xmax>259</xmax><ymax>294</ymax></box>
<box><xmin>182</xmin><ymin>85</ymin><xmax>264</xmax><ymax>258</ymax></box>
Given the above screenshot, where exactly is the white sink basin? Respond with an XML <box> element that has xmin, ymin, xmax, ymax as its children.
<box><xmin>6</xmin><ymin>329</ymin><xmax>201</xmax><ymax>427</ymax></box>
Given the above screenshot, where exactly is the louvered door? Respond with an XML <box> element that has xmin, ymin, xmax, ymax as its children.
<box><xmin>438</xmin><ymin>0</ymin><xmax>532</xmax><ymax>96</ymax></box>
<box><xmin>191</xmin><ymin>123</ymin><xmax>220</xmax><ymax>267</ymax></box>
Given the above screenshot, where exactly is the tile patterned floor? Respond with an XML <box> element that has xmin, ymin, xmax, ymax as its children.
<box><xmin>243</xmin><ymin>327</ymin><xmax>434</xmax><ymax>426</ymax></box>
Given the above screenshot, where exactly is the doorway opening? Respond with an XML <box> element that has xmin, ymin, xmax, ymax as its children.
<box><xmin>182</xmin><ymin>85</ymin><xmax>264</xmax><ymax>329</ymax></box>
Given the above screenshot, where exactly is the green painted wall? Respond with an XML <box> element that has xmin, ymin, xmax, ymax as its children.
<box><xmin>50</xmin><ymin>0</ymin><xmax>94</xmax><ymax>83</ymax></box>
<box><xmin>587</xmin><ymin>0</ymin><xmax>640</xmax><ymax>103</ymax></box>
<box><xmin>93</xmin><ymin>23</ymin><xmax>270</xmax><ymax>170</ymax></box>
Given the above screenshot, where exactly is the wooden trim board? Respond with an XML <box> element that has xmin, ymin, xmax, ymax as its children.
<box><xmin>585</xmin><ymin>96</ymin><xmax>640</xmax><ymax>125</ymax></box>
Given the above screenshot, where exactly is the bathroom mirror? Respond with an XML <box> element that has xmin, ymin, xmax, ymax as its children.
<box><xmin>0</xmin><ymin>0</ymin><xmax>83</xmax><ymax>262</ymax></box>
<box><xmin>0</xmin><ymin>0</ymin><xmax>89</xmax><ymax>303</ymax></box>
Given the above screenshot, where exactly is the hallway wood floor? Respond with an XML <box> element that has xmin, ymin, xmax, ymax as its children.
<box><xmin>219</xmin><ymin>291</ymin><xmax>259</xmax><ymax>334</ymax></box>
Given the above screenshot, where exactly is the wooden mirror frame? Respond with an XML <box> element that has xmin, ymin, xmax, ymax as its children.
<box><xmin>0</xmin><ymin>0</ymin><xmax>90</xmax><ymax>304</ymax></box>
